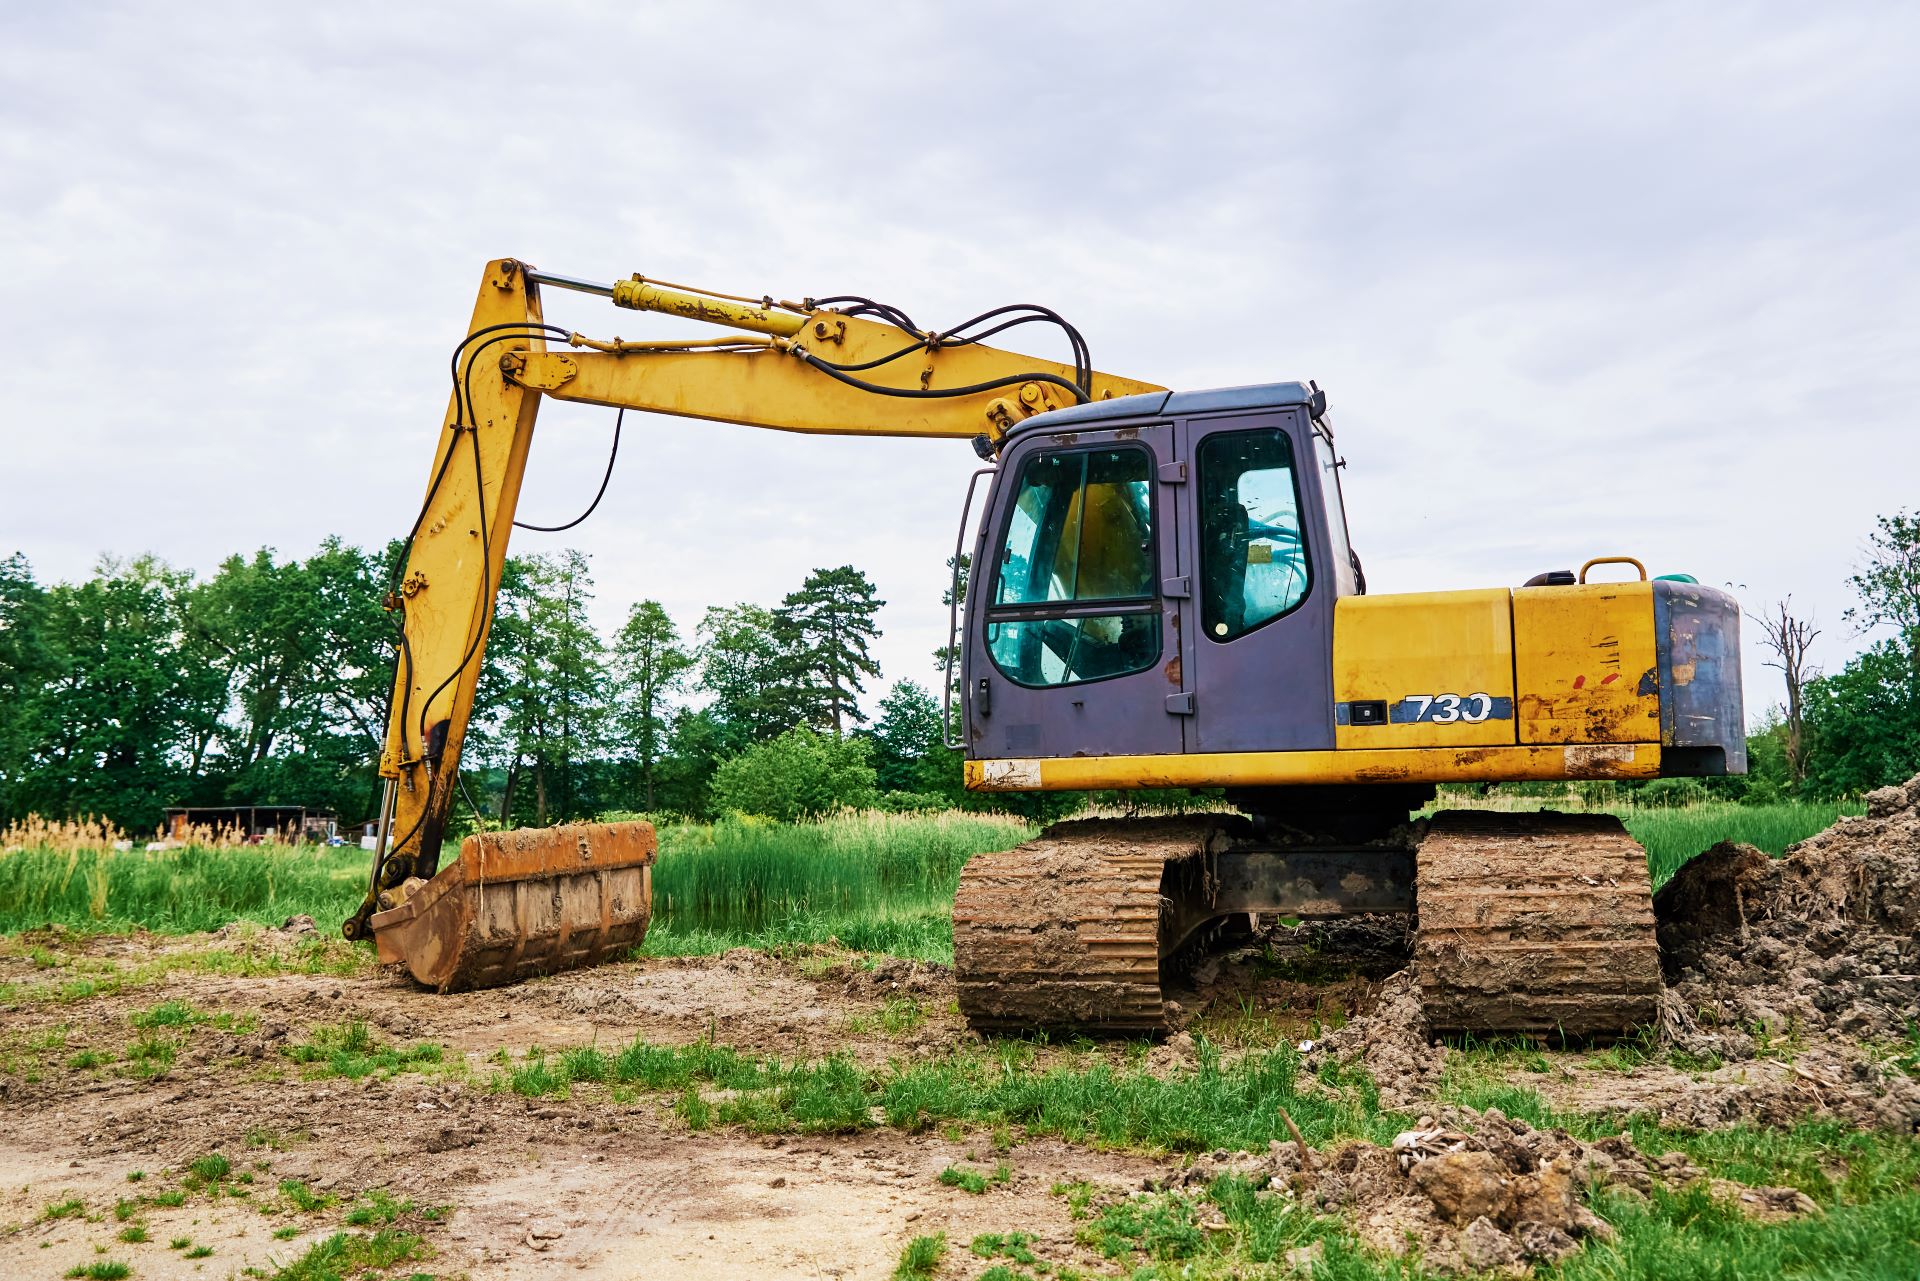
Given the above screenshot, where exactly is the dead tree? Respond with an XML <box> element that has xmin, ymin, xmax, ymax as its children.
<box><xmin>1750</xmin><ymin>597</ymin><xmax>1820</xmax><ymax>783</ymax></box>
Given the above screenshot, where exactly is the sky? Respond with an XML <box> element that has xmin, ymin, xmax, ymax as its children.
<box><xmin>3</xmin><ymin>3</ymin><xmax>1916</xmax><ymax>724</ymax></box>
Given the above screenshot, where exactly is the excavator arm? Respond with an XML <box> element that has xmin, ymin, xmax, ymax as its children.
<box><xmin>345</xmin><ymin>258</ymin><xmax>1162</xmax><ymax>955</ymax></box>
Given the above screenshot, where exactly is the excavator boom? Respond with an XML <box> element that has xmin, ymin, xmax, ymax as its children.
<box><xmin>345</xmin><ymin>258</ymin><xmax>1161</xmax><ymax>973</ymax></box>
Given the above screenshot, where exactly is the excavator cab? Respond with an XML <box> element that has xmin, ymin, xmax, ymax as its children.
<box><xmin>960</xmin><ymin>385</ymin><xmax>1350</xmax><ymax>767</ymax></box>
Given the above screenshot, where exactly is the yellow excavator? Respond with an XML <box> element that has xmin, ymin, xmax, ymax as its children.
<box><xmin>348</xmin><ymin>258</ymin><xmax>1744</xmax><ymax>1037</ymax></box>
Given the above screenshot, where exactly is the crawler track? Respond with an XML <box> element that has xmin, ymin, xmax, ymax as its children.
<box><xmin>952</xmin><ymin>809</ymin><xmax>1662</xmax><ymax>1039</ymax></box>
<box><xmin>952</xmin><ymin>818</ymin><xmax>1222</xmax><ymax>1034</ymax></box>
<box><xmin>1412</xmin><ymin>810</ymin><xmax>1662</xmax><ymax>1036</ymax></box>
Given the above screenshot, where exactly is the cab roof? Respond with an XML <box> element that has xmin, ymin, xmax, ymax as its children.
<box><xmin>1009</xmin><ymin>381</ymin><xmax>1314</xmax><ymax>436</ymax></box>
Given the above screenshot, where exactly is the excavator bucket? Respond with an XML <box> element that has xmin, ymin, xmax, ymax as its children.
<box><xmin>368</xmin><ymin>821</ymin><xmax>655</xmax><ymax>993</ymax></box>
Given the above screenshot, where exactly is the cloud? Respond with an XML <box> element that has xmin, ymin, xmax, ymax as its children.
<box><xmin>2</xmin><ymin>2</ymin><xmax>1914</xmax><ymax>722</ymax></box>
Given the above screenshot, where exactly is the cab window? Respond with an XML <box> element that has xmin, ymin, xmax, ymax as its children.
<box><xmin>1198</xmin><ymin>428</ymin><xmax>1311</xmax><ymax>641</ymax></box>
<box><xmin>987</xmin><ymin>446</ymin><xmax>1160</xmax><ymax>686</ymax></box>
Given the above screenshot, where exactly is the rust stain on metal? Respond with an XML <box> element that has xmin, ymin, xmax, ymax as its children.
<box><xmin>1164</xmin><ymin>655</ymin><xmax>1182</xmax><ymax>685</ymax></box>
<box><xmin>1356</xmin><ymin>765</ymin><xmax>1413</xmax><ymax>782</ymax></box>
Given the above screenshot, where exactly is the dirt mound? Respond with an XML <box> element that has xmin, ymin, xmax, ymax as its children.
<box><xmin>1656</xmin><ymin>775</ymin><xmax>1920</xmax><ymax>1043</ymax></box>
<box><xmin>1652</xmin><ymin>774</ymin><xmax>1920</xmax><ymax>1130</ymax></box>
<box><xmin>1161</xmin><ymin>1103</ymin><xmax>1810</xmax><ymax>1273</ymax></box>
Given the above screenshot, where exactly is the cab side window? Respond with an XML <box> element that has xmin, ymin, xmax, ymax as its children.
<box><xmin>1198</xmin><ymin>428</ymin><xmax>1311</xmax><ymax>641</ymax></box>
<box><xmin>987</xmin><ymin>446</ymin><xmax>1160</xmax><ymax>687</ymax></box>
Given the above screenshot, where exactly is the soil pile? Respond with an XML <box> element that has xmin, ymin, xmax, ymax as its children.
<box><xmin>1653</xmin><ymin>773</ymin><xmax>1920</xmax><ymax>1129</ymax></box>
<box><xmin>1655</xmin><ymin>775</ymin><xmax>1920</xmax><ymax>1042</ymax></box>
<box><xmin>1162</xmin><ymin>1103</ymin><xmax>1811</xmax><ymax>1273</ymax></box>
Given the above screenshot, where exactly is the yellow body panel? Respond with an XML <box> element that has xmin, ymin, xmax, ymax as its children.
<box><xmin>1332</xmin><ymin>590</ymin><xmax>1516</xmax><ymax>749</ymax></box>
<box><xmin>966</xmin><ymin>743</ymin><xmax>1661</xmax><ymax>791</ymax></box>
<box><xmin>1513</xmin><ymin>581</ymin><xmax>1659</xmax><ymax>744</ymax></box>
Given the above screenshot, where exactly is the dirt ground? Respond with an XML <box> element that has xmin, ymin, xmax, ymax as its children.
<box><xmin>0</xmin><ymin>936</ymin><xmax>1178</xmax><ymax>1280</ymax></box>
<box><xmin>1</xmin><ymin>781</ymin><xmax>1916</xmax><ymax>1277</ymax></box>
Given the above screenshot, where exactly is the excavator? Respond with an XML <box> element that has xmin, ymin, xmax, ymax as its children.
<box><xmin>346</xmin><ymin>258</ymin><xmax>1745</xmax><ymax>1037</ymax></box>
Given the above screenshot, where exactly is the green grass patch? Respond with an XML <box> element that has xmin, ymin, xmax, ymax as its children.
<box><xmin>278</xmin><ymin>1180</ymin><xmax>333</xmax><ymax>1213</ymax></box>
<box><xmin>0</xmin><ymin>936</ymin><xmax>367</xmax><ymax>1007</ymax></box>
<box><xmin>0</xmin><ymin>843</ymin><xmax>367</xmax><ymax>934</ymax></box>
<box><xmin>342</xmin><ymin>1188</ymin><xmax>413</xmax><ymax>1228</ymax></box>
<box><xmin>938</xmin><ymin>1165</ymin><xmax>988</xmax><ymax>1194</ymax></box>
<box><xmin>42</xmin><ymin>1196</ymin><xmax>85</xmax><ymax>1220</ymax></box>
<box><xmin>851</xmin><ymin>995</ymin><xmax>928</xmax><ymax>1036</ymax></box>
<box><xmin>285</xmin><ymin>1020</ymin><xmax>444</xmax><ymax>1081</ymax></box>
<box><xmin>639</xmin><ymin>810</ymin><xmax>1031</xmax><ymax>962</ymax></box>
<box><xmin>0</xmin><ymin>811</ymin><xmax>1032</xmax><ymax>965</ymax></box>
<box><xmin>1622</xmin><ymin>800</ymin><xmax>1857</xmax><ymax>886</ymax></box>
<box><xmin>265</xmin><ymin>1229</ymin><xmax>425</xmax><ymax>1280</ymax></box>
<box><xmin>114</xmin><ymin>1225</ymin><xmax>147</xmax><ymax>1244</ymax></box>
<box><xmin>892</xmin><ymin>1231</ymin><xmax>946</xmax><ymax>1280</ymax></box>
<box><xmin>187</xmin><ymin>1152</ymin><xmax>232</xmax><ymax>1183</ymax></box>
<box><xmin>970</xmin><ymin>1231</ymin><xmax>1041</xmax><ymax>1266</ymax></box>
<box><xmin>63</xmin><ymin>1263</ymin><xmax>130</xmax><ymax>1280</ymax></box>
<box><xmin>484</xmin><ymin>1031</ymin><xmax>1399</xmax><ymax>1152</ymax></box>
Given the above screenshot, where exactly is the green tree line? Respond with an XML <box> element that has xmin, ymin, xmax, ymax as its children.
<box><xmin>0</xmin><ymin>544</ymin><xmax>972</xmax><ymax>833</ymax></box>
<box><xmin>2</xmin><ymin>507</ymin><xmax>1913</xmax><ymax>833</ymax></box>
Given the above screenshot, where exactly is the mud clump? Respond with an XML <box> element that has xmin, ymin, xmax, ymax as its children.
<box><xmin>840</xmin><ymin>955</ymin><xmax>952</xmax><ymax>1001</ymax></box>
<box><xmin>1162</xmin><ymin>1104</ymin><xmax>1810</xmax><ymax>1273</ymax></box>
<box><xmin>1312</xmin><ymin>970</ymin><xmax>1444</xmax><ymax>1109</ymax></box>
<box><xmin>1654</xmin><ymin>772</ymin><xmax>1920</xmax><ymax>1130</ymax></box>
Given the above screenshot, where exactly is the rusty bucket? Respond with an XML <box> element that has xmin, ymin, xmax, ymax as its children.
<box><xmin>369</xmin><ymin>821</ymin><xmax>655</xmax><ymax>993</ymax></box>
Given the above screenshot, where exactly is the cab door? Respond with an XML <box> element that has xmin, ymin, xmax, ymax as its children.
<box><xmin>1181</xmin><ymin>410</ymin><xmax>1338</xmax><ymax>753</ymax></box>
<box><xmin>964</xmin><ymin>425</ymin><xmax>1187</xmax><ymax>762</ymax></box>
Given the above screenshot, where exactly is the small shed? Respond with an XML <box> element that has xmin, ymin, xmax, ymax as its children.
<box><xmin>162</xmin><ymin>806</ymin><xmax>337</xmax><ymax>843</ymax></box>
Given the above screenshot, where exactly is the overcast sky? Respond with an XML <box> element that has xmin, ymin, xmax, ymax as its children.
<box><xmin>4</xmin><ymin>3</ymin><xmax>1915</xmax><ymax>724</ymax></box>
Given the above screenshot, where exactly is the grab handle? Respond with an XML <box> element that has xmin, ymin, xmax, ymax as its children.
<box><xmin>1578</xmin><ymin>556</ymin><xmax>1648</xmax><ymax>584</ymax></box>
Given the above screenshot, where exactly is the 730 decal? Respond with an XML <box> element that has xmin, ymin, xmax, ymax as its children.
<box><xmin>1393</xmin><ymin>692</ymin><xmax>1510</xmax><ymax>724</ymax></box>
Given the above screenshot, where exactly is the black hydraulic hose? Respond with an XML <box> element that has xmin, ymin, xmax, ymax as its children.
<box><xmin>386</xmin><ymin>325</ymin><xmax>564</xmax><ymax>791</ymax></box>
<box><xmin>804</xmin><ymin>301</ymin><xmax>1092</xmax><ymax>395</ymax></box>
<box><xmin>515</xmin><ymin>408</ymin><xmax>622</xmax><ymax>532</ymax></box>
<box><xmin>793</xmin><ymin>349</ymin><xmax>1089</xmax><ymax>404</ymax></box>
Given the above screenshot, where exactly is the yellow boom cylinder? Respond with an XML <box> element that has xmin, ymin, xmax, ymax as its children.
<box><xmin>610</xmin><ymin>278</ymin><xmax>806</xmax><ymax>337</ymax></box>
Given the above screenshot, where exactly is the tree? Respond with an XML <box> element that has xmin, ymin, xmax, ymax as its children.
<box><xmin>610</xmin><ymin>600</ymin><xmax>694</xmax><ymax>808</ymax></box>
<box><xmin>774</xmin><ymin>566</ymin><xmax>884</xmax><ymax>734</ymax></box>
<box><xmin>868</xmin><ymin>679</ymin><xmax>950</xmax><ymax>795</ymax></box>
<box><xmin>28</xmin><ymin>556</ymin><xmax>202</xmax><ymax>831</ymax></box>
<box><xmin>1802</xmin><ymin>510</ymin><xmax>1920</xmax><ymax>796</ymax></box>
<box><xmin>931</xmin><ymin>552</ymin><xmax>970</xmax><ymax>709</ymax></box>
<box><xmin>651</xmin><ymin>706</ymin><xmax>732</xmax><ymax>819</ymax></box>
<box><xmin>1803</xmin><ymin>640</ymin><xmax>1920</xmax><ymax>797</ymax></box>
<box><xmin>489</xmin><ymin>551</ymin><xmax>609</xmax><ymax>826</ymax></box>
<box><xmin>1845</xmin><ymin>509</ymin><xmax>1920</xmax><ymax>647</ymax></box>
<box><xmin>708</xmin><ymin>726</ymin><xmax>878</xmax><ymax>821</ymax></box>
<box><xmin>1749</xmin><ymin>597</ymin><xmax>1819</xmax><ymax>785</ymax></box>
<box><xmin>0</xmin><ymin>554</ymin><xmax>55</xmax><ymax>822</ymax></box>
<box><xmin>696</xmin><ymin>603</ymin><xmax>790</xmax><ymax>748</ymax></box>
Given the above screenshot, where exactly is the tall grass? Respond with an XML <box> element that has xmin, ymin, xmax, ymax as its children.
<box><xmin>651</xmin><ymin>810</ymin><xmax>1029</xmax><ymax>925</ymax></box>
<box><xmin>0</xmin><ymin>843</ymin><xmax>366</xmax><ymax>934</ymax></box>
<box><xmin>1427</xmin><ymin>792</ymin><xmax>1859</xmax><ymax>887</ymax></box>
<box><xmin>0</xmin><ymin>810</ymin><xmax>1035</xmax><ymax>953</ymax></box>
<box><xmin>644</xmin><ymin>809</ymin><xmax>1032</xmax><ymax>961</ymax></box>
<box><xmin>0</xmin><ymin>800</ymin><xmax>1848</xmax><ymax>948</ymax></box>
<box><xmin>1620</xmin><ymin>801</ymin><xmax>1857</xmax><ymax>886</ymax></box>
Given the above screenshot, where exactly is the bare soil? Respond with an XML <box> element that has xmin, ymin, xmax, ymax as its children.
<box><xmin>3</xmin><ymin>784</ymin><xmax>1918</xmax><ymax>1276</ymax></box>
